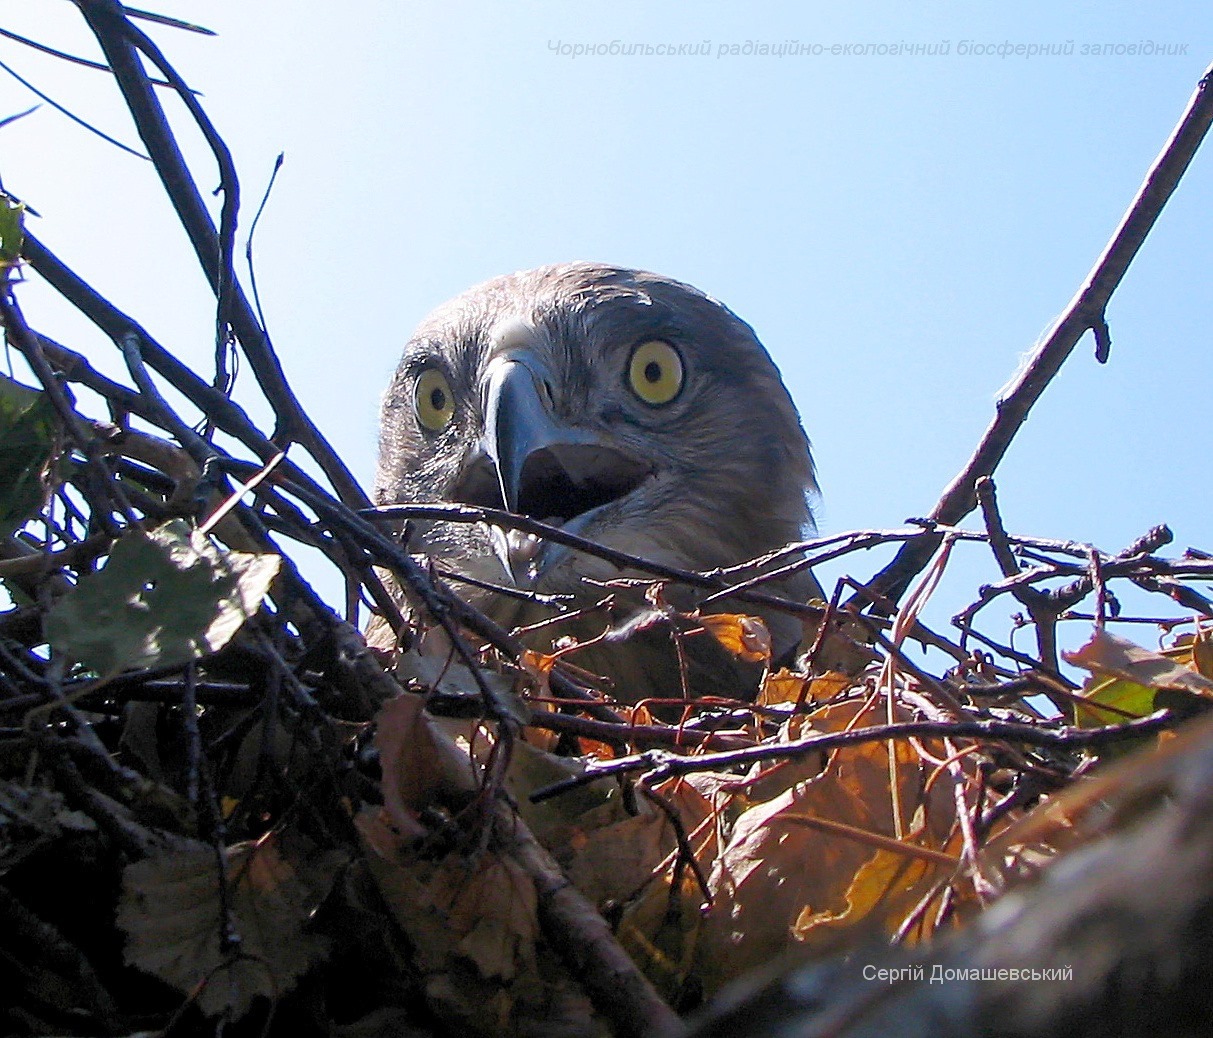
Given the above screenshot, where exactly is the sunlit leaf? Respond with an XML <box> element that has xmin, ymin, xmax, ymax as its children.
<box><xmin>698</xmin><ymin>613</ymin><xmax>771</xmax><ymax>663</ymax></box>
<box><xmin>1064</xmin><ymin>629</ymin><xmax>1213</xmax><ymax>727</ymax></box>
<box><xmin>1074</xmin><ymin>675</ymin><xmax>1158</xmax><ymax>726</ymax></box>
<box><xmin>693</xmin><ymin>697</ymin><xmax>964</xmax><ymax>995</ymax></box>
<box><xmin>793</xmin><ymin>845</ymin><xmax>940</xmax><ymax>943</ymax></box>
<box><xmin>758</xmin><ymin>668</ymin><xmax>851</xmax><ymax>707</ymax></box>
<box><xmin>44</xmin><ymin>519</ymin><xmax>280</xmax><ymax>674</ymax></box>
<box><xmin>757</xmin><ymin>667</ymin><xmax>808</xmax><ymax>706</ymax></box>
<box><xmin>0</xmin><ymin>195</ymin><xmax>24</xmax><ymax>266</ymax></box>
<box><xmin>1192</xmin><ymin>627</ymin><xmax>1213</xmax><ymax>680</ymax></box>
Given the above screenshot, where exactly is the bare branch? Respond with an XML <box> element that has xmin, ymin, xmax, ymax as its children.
<box><xmin>867</xmin><ymin>62</ymin><xmax>1213</xmax><ymax>607</ymax></box>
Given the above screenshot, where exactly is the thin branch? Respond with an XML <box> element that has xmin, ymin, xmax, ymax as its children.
<box><xmin>531</xmin><ymin>710</ymin><xmax>1175</xmax><ymax>802</ymax></box>
<box><xmin>366</xmin><ymin>501</ymin><xmax>829</xmax><ymax>625</ymax></box>
<box><xmin>0</xmin><ymin>25</ymin><xmax>187</xmax><ymax>88</ymax></box>
<box><xmin>866</xmin><ymin>61</ymin><xmax>1213</xmax><ymax>607</ymax></box>
<box><xmin>75</xmin><ymin>0</ymin><xmax>369</xmax><ymax>509</ymax></box>
<box><xmin>0</xmin><ymin>55</ymin><xmax>148</xmax><ymax>158</ymax></box>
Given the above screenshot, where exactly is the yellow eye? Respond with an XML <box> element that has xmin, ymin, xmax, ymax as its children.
<box><xmin>414</xmin><ymin>368</ymin><xmax>455</xmax><ymax>431</ymax></box>
<box><xmin>627</xmin><ymin>340</ymin><xmax>683</xmax><ymax>406</ymax></box>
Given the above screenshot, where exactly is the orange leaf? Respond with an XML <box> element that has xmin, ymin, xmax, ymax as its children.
<box><xmin>694</xmin><ymin>697</ymin><xmax>964</xmax><ymax>995</ymax></box>
<box><xmin>758</xmin><ymin>667</ymin><xmax>808</xmax><ymax>706</ymax></box>
<box><xmin>699</xmin><ymin>613</ymin><xmax>771</xmax><ymax>663</ymax></box>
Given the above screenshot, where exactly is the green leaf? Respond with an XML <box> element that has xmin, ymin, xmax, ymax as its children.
<box><xmin>1074</xmin><ymin>675</ymin><xmax>1157</xmax><ymax>727</ymax></box>
<box><xmin>0</xmin><ymin>375</ymin><xmax>56</xmax><ymax>535</ymax></box>
<box><xmin>0</xmin><ymin>196</ymin><xmax>25</xmax><ymax>267</ymax></box>
<box><xmin>45</xmin><ymin>519</ymin><xmax>280</xmax><ymax>675</ymax></box>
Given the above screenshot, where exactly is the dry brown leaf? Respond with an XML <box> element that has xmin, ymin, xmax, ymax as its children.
<box><xmin>617</xmin><ymin>866</ymin><xmax>708</xmax><ymax>1006</ymax></box>
<box><xmin>698</xmin><ymin>613</ymin><xmax>772</xmax><ymax>663</ymax></box>
<box><xmin>693</xmin><ymin>697</ymin><xmax>960</xmax><ymax>995</ymax></box>
<box><xmin>651</xmin><ymin>774</ymin><xmax>716</xmax><ymax>840</ymax></box>
<box><xmin>355</xmin><ymin>807</ymin><xmax>602</xmax><ymax>1037</ymax></box>
<box><xmin>564</xmin><ymin>803</ymin><xmax>672</xmax><ymax>907</ymax></box>
<box><xmin>442</xmin><ymin>854</ymin><xmax>540</xmax><ymax>982</ymax></box>
<box><xmin>611</xmin><ymin>777</ymin><xmax>717</xmax><ymax>1004</ymax></box>
<box><xmin>792</xmin><ymin>843</ymin><xmax>947</xmax><ymax>945</ymax></box>
<box><xmin>557</xmin><ymin>771</ymin><xmax>715</xmax><ymax>909</ymax></box>
<box><xmin>1063</xmin><ymin>628</ymin><xmax>1213</xmax><ymax>697</ymax></box>
<box><xmin>356</xmin><ymin>807</ymin><xmax>519</xmax><ymax>1032</ymax></box>
<box><xmin>757</xmin><ymin>667</ymin><xmax>809</xmax><ymax>707</ymax></box>
<box><xmin>757</xmin><ymin>668</ymin><xmax>852</xmax><ymax>708</ymax></box>
<box><xmin>118</xmin><ymin>834</ymin><xmax>344</xmax><ymax>1019</ymax></box>
<box><xmin>740</xmin><ymin>712</ymin><xmax>834</xmax><ymax>803</ymax></box>
<box><xmin>374</xmin><ymin>693</ymin><xmax>480</xmax><ymax>840</ymax></box>
<box><xmin>520</xmin><ymin>648</ymin><xmax>557</xmax><ymax>694</ymax></box>
<box><xmin>504</xmin><ymin>740</ymin><xmax>622</xmax><ymax>850</ymax></box>
<box><xmin>1191</xmin><ymin>626</ymin><xmax>1213</xmax><ymax>679</ymax></box>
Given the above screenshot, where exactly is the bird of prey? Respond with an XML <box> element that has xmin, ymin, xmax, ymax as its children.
<box><xmin>372</xmin><ymin>262</ymin><xmax>820</xmax><ymax>701</ymax></box>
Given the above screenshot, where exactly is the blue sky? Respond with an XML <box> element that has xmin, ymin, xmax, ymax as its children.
<box><xmin>3</xmin><ymin>2</ymin><xmax>1211</xmax><ymax>662</ymax></box>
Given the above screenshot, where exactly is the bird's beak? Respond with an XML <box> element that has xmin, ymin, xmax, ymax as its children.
<box><xmin>480</xmin><ymin>355</ymin><xmax>585</xmax><ymax>513</ymax></box>
<box><xmin>474</xmin><ymin>353</ymin><xmax>651</xmax><ymax>524</ymax></box>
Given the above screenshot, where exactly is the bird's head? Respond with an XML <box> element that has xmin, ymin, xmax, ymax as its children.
<box><xmin>376</xmin><ymin>262</ymin><xmax>816</xmax><ymax>609</ymax></box>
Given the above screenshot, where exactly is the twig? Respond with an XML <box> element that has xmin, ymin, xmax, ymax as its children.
<box><xmin>232</xmin><ymin>463</ymin><xmax>631</xmax><ymax>725</ymax></box>
<box><xmin>865</xmin><ymin>61</ymin><xmax>1213</xmax><ymax>607</ymax></box>
<box><xmin>975</xmin><ymin>477</ymin><xmax>1063</xmax><ymax>677</ymax></box>
<box><xmin>1</xmin><ymin>293</ymin><xmax>136</xmax><ymax>533</ymax></box>
<box><xmin>0</xmin><ymin>24</ymin><xmax>187</xmax><ymax>87</ymax></box>
<box><xmin>531</xmin><ymin>711</ymin><xmax>1174</xmax><ymax>802</ymax></box>
<box><xmin>76</xmin><ymin>0</ymin><xmax>369</xmax><ymax>509</ymax></box>
<box><xmin>366</xmin><ymin>501</ymin><xmax>828</xmax><ymax>623</ymax></box>
<box><xmin>0</xmin><ymin>55</ymin><xmax>149</xmax><ymax>158</ymax></box>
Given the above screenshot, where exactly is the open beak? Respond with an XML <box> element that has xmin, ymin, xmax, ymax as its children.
<box><xmin>473</xmin><ymin>353</ymin><xmax>651</xmax><ymax>524</ymax></box>
<box><xmin>449</xmin><ymin>350</ymin><xmax>651</xmax><ymax>583</ymax></box>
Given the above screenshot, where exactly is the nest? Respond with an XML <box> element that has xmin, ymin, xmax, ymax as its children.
<box><xmin>2</xmin><ymin>9</ymin><xmax>1213</xmax><ymax>1038</ymax></box>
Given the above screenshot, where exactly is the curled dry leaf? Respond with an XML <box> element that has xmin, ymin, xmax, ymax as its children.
<box><xmin>1065</xmin><ymin>628</ymin><xmax>1213</xmax><ymax>697</ymax></box>
<box><xmin>360</xmin><ymin>709</ymin><xmax>617</xmax><ymax>1037</ymax></box>
<box><xmin>1065</xmin><ymin>628</ymin><xmax>1213</xmax><ymax>727</ymax></box>
<box><xmin>117</xmin><ymin>834</ymin><xmax>345</xmax><ymax>1019</ymax></box>
<box><xmin>698</xmin><ymin>613</ymin><xmax>772</xmax><ymax>664</ymax></box>
<box><xmin>1191</xmin><ymin>626</ymin><xmax>1213</xmax><ymax>679</ymax></box>
<box><xmin>693</xmin><ymin>698</ymin><xmax>963</xmax><ymax>995</ymax></box>
<box><xmin>757</xmin><ymin>667</ymin><xmax>810</xmax><ymax>707</ymax></box>
<box><xmin>374</xmin><ymin>693</ymin><xmax>480</xmax><ymax>841</ymax></box>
